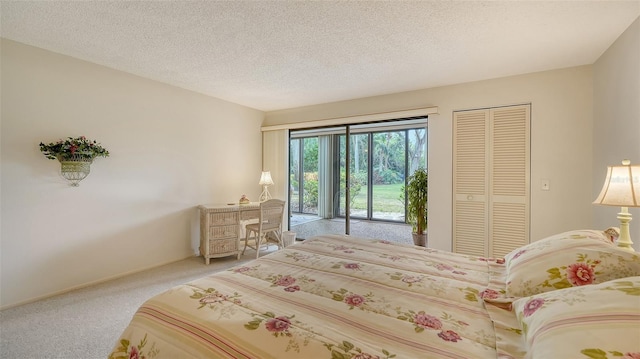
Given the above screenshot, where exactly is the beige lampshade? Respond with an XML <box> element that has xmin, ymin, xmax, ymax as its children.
<box><xmin>259</xmin><ymin>171</ymin><xmax>274</xmax><ymax>186</ymax></box>
<box><xmin>593</xmin><ymin>160</ymin><xmax>640</xmax><ymax>207</ymax></box>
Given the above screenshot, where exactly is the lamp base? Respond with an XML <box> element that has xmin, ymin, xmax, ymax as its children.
<box><xmin>259</xmin><ymin>186</ymin><xmax>272</xmax><ymax>202</ymax></box>
<box><xmin>616</xmin><ymin>207</ymin><xmax>635</xmax><ymax>252</ymax></box>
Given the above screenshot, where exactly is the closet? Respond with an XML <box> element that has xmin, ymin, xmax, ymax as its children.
<box><xmin>453</xmin><ymin>104</ymin><xmax>530</xmax><ymax>257</ymax></box>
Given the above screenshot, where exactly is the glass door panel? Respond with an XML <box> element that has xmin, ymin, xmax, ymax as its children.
<box><xmin>338</xmin><ymin>133</ymin><xmax>368</xmax><ymax>218</ymax></box>
<box><xmin>372</xmin><ymin>131</ymin><xmax>406</xmax><ymax>221</ymax></box>
<box><xmin>289</xmin><ymin>138</ymin><xmax>301</xmax><ymax>213</ymax></box>
<box><xmin>408</xmin><ymin>128</ymin><xmax>427</xmax><ymax>174</ymax></box>
<box><xmin>290</xmin><ymin>127</ymin><xmax>347</xmax><ymax>240</ymax></box>
<box><xmin>301</xmin><ymin>137</ymin><xmax>318</xmax><ymax>214</ymax></box>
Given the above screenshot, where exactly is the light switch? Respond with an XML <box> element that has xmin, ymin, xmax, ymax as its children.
<box><xmin>541</xmin><ymin>179</ymin><xmax>550</xmax><ymax>191</ymax></box>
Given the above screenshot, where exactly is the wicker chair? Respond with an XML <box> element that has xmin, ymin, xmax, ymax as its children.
<box><xmin>242</xmin><ymin>199</ymin><xmax>286</xmax><ymax>258</ymax></box>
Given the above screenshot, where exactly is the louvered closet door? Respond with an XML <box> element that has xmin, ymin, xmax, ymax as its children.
<box><xmin>453</xmin><ymin>110</ymin><xmax>489</xmax><ymax>256</ymax></box>
<box><xmin>490</xmin><ymin>105</ymin><xmax>530</xmax><ymax>257</ymax></box>
<box><xmin>453</xmin><ymin>104</ymin><xmax>530</xmax><ymax>257</ymax></box>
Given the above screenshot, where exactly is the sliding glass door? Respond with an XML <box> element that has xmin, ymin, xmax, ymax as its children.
<box><xmin>289</xmin><ymin>119</ymin><xmax>427</xmax><ymax>241</ymax></box>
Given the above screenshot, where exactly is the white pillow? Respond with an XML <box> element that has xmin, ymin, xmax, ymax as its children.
<box><xmin>502</xmin><ymin>230</ymin><xmax>640</xmax><ymax>297</ymax></box>
<box><xmin>512</xmin><ymin>276</ymin><xmax>640</xmax><ymax>359</ymax></box>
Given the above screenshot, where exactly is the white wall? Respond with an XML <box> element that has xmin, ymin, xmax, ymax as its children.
<box><xmin>3</xmin><ymin>17</ymin><xmax>636</xmax><ymax>309</ymax></box>
<box><xmin>0</xmin><ymin>39</ymin><xmax>264</xmax><ymax>308</ymax></box>
<box><xmin>265</xmin><ymin>66</ymin><xmax>595</xmax><ymax>252</ymax></box>
<box><xmin>593</xmin><ymin>17</ymin><xmax>640</xmax><ymax>250</ymax></box>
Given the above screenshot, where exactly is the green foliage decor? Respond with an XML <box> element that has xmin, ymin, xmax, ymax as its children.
<box><xmin>303</xmin><ymin>175</ymin><xmax>319</xmax><ymax>210</ymax></box>
<box><xmin>340</xmin><ymin>170</ymin><xmax>364</xmax><ymax>210</ymax></box>
<box><xmin>406</xmin><ymin>168</ymin><xmax>428</xmax><ymax>234</ymax></box>
<box><xmin>39</xmin><ymin>136</ymin><xmax>110</xmax><ymax>161</ymax></box>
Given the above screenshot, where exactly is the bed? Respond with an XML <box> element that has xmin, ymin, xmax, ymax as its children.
<box><xmin>109</xmin><ymin>230</ymin><xmax>640</xmax><ymax>359</ymax></box>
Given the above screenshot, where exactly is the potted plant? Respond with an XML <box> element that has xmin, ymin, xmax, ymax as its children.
<box><xmin>39</xmin><ymin>136</ymin><xmax>109</xmax><ymax>186</ymax></box>
<box><xmin>39</xmin><ymin>136</ymin><xmax>109</xmax><ymax>161</ymax></box>
<box><xmin>406</xmin><ymin>168</ymin><xmax>428</xmax><ymax>246</ymax></box>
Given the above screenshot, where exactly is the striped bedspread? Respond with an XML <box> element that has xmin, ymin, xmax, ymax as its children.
<box><xmin>109</xmin><ymin>234</ymin><xmax>501</xmax><ymax>359</ymax></box>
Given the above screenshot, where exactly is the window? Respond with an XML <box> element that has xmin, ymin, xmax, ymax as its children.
<box><xmin>289</xmin><ymin>118</ymin><xmax>427</xmax><ymax>237</ymax></box>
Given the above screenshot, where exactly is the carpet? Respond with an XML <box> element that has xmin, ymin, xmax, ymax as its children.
<box><xmin>0</xmin><ymin>248</ymin><xmax>269</xmax><ymax>359</ymax></box>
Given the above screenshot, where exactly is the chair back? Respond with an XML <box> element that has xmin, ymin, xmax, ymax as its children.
<box><xmin>259</xmin><ymin>199</ymin><xmax>285</xmax><ymax>231</ymax></box>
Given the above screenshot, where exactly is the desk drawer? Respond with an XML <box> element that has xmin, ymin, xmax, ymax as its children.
<box><xmin>240</xmin><ymin>209</ymin><xmax>260</xmax><ymax>220</ymax></box>
<box><xmin>209</xmin><ymin>238</ymin><xmax>237</xmax><ymax>254</ymax></box>
<box><xmin>209</xmin><ymin>224</ymin><xmax>238</xmax><ymax>239</ymax></box>
<box><xmin>209</xmin><ymin>212</ymin><xmax>238</xmax><ymax>225</ymax></box>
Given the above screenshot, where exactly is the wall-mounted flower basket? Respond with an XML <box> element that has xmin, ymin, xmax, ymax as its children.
<box><xmin>39</xmin><ymin>136</ymin><xmax>109</xmax><ymax>187</ymax></box>
<box><xmin>58</xmin><ymin>155</ymin><xmax>93</xmax><ymax>187</ymax></box>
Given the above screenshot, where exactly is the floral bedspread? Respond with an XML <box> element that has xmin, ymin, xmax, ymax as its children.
<box><xmin>109</xmin><ymin>235</ymin><xmax>502</xmax><ymax>359</ymax></box>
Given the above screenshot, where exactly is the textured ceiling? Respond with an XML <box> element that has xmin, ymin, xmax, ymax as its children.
<box><xmin>1</xmin><ymin>1</ymin><xmax>638</xmax><ymax>111</ymax></box>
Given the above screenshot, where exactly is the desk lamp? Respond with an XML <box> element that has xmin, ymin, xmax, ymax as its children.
<box><xmin>593</xmin><ymin>159</ymin><xmax>640</xmax><ymax>251</ymax></box>
<box><xmin>259</xmin><ymin>171</ymin><xmax>274</xmax><ymax>202</ymax></box>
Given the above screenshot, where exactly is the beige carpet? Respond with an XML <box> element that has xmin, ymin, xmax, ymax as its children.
<box><xmin>0</xmin><ymin>231</ymin><xmax>415</xmax><ymax>359</ymax></box>
<box><xmin>292</xmin><ymin>217</ymin><xmax>413</xmax><ymax>244</ymax></box>
<box><xmin>0</xmin><ymin>247</ymin><xmax>270</xmax><ymax>359</ymax></box>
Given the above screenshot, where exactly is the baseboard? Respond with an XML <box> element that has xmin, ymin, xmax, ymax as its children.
<box><xmin>0</xmin><ymin>253</ymin><xmax>200</xmax><ymax>311</ymax></box>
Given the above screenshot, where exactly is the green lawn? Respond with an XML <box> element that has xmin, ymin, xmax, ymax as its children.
<box><xmin>351</xmin><ymin>183</ymin><xmax>405</xmax><ymax>213</ymax></box>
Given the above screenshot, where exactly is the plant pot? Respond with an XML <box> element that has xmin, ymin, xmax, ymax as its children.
<box><xmin>412</xmin><ymin>232</ymin><xmax>427</xmax><ymax>247</ymax></box>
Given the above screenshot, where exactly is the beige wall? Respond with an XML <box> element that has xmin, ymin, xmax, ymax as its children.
<box><xmin>266</xmin><ymin>66</ymin><xmax>595</xmax><ymax>251</ymax></box>
<box><xmin>0</xmin><ymin>39</ymin><xmax>264</xmax><ymax>308</ymax></box>
<box><xmin>593</xmin><ymin>17</ymin><xmax>640</xmax><ymax>250</ymax></box>
<box><xmin>2</xmin><ymin>17</ymin><xmax>637</xmax><ymax>309</ymax></box>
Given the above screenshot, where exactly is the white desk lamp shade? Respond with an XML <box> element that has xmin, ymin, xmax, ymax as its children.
<box><xmin>259</xmin><ymin>171</ymin><xmax>274</xmax><ymax>201</ymax></box>
<box><xmin>259</xmin><ymin>171</ymin><xmax>274</xmax><ymax>186</ymax></box>
<box><xmin>593</xmin><ymin>160</ymin><xmax>640</xmax><ymax>251</ymax></box>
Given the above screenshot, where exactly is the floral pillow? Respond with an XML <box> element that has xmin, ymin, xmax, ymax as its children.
<box><xmin>503</xmin><ymin>229</ymin><xmax>640</xmax><ymax>297</ymax></box>
<box><xmin>512</xmin><ymin>276</ymin><xmax>640</xmax><ymax>359</ymax></box>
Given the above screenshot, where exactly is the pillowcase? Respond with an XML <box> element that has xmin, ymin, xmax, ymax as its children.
<box><xmin>503</xmin><ymin>229</ymin><xmax>640</xmax><ymax>297</ymax></box>
<box><xmin>512</xmin><ymin>276</ymin><xmax>640</xmax><ymax>359</ymax></box>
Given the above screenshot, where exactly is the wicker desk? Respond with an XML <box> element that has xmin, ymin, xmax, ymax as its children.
<box><xmin>198</xmin><ymin>203</ymin><xmax>260</xmax><ymax>264</ymax></box>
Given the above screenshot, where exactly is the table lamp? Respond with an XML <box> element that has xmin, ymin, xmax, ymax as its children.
<box><xmin>593</xmin><ymin>159</ymin><xmax>640</xmax><ymax>251</ymax></box>
<box><xmin>259</xmin><ymin>171</ymin><xmax>274</xmax><ymax>202</ymax></box>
